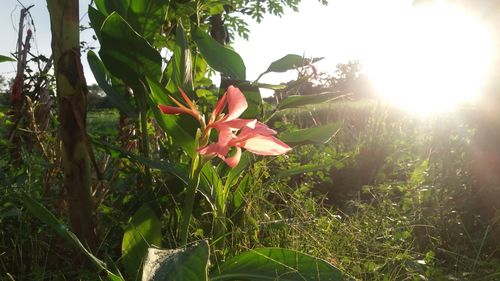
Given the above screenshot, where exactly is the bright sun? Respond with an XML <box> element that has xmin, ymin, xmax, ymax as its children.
<box><xmin>362</xmin><ymin>3</ymin><xmax>494</xmax><ymax>114</ymax></box>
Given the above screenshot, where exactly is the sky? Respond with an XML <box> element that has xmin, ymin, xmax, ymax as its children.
<box><xmin>0</xmin><ymin>0</ymin><xmax>412</xmax><ymax>85</ymax></box>
<box><xmin>0</xmin><ymin>0</ymin><xmax>497</xmax><ymax>113</ymax></box>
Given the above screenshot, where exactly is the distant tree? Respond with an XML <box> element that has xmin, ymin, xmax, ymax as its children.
<box><xmin>86</xmin><ymin>84</ymin><xmax>112</xmax><ymax>110</ymax></box>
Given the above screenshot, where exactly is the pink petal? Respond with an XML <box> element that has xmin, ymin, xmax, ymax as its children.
<box><xmin>225</xmin><ymin>86</ymin><xmax>248</xmax><ymax>121</ymax></box>
<box><xmin>247</xmin><ymin>122</ymin><xmax>277</xmax><ymax>136</ymax></box>
<box><xmin>223</xmin><ymin>147</ymin><xmax>242</xmax><ymax>167</ymax></box>
<box><xmin>211</xmin><ymin>92</ymin><xmax>227</xmax><ymax>119</ymax></box>
<box><xmin>237</xmin><ymin>135</ymin><xmax>291</xmax><ymax>156</ymax></box>
<box><xmin>158</xmin><ymin>104</ymin><xmax>189</xmax><ymax>115</ymax></box>
<box><xmin>216</xmin><ymin>118</ymin><xmax>256</xmax><ymax>131</ymax></box>
<box><xmin>198</xmin><ymin>143</ymin><xmax>227</xmax><ymax>157</ymax></box>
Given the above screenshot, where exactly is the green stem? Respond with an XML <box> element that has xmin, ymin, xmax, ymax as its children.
<box><xmin>179</xmin><ymin>156</ymin><xmax>204</xmax><ymax>245</ymax></box>
<box><xmin>139</xmin><ymin>100</ymin><xmax>152</xmax><ymax>189</ymax></box>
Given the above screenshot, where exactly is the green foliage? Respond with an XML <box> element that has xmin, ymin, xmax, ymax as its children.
<box><xmin>21</xmin><ymin>193</ymin><xmax>124</xmax><ymax>281</ymax></box>
<box><xmin>280</xmin><ymin>123</ymin><xmax>341</xmax><ymax>146</ymax></box>
<box><xmin>122</xmin><ymin>206</ymin><xmax>162</xmax><ymax>280</ymax></box>
<box><xmin>213</xmin><ymin>248</ymin><xmax>347</xmax><ymax>281</ymax></box>
<box><xmin>277</xmin><ymin>92</ymin><xmax>347</xmax><ymax>110</ymax></box>
<box><xmin>0</xmin><ymin>55</ymin><xmax>15</xmax><ymax>63</ymax></box>
<box><xmin>192</xmin><ymin>26</ymin><xmax>246</xmax><ymax>80</ymax></box>
<box><xmin>99</xmin><ymin>12</ymin><xmax>162</xmax><ymax>86</ymax></box>
<box><xmin>265</xmin><ymin>54</ymin><xmax>323</xmax><ymax>74</ymax></box>
<box><xmin>87</xmin><ymin>51</ymin><xmax>138</xmax><ymax>119</ymax></box>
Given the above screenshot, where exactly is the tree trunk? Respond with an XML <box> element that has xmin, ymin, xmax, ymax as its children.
<box><xmin>46</xmin><ymin>0</ymin><xmax>97</xmax><ymax>249</ymax></box>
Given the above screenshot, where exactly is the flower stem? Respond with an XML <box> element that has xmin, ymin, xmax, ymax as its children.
<box><xmin>179</xmin><ymin>156</ymin><xmax>204</xmax><ymax>245</ymax></box>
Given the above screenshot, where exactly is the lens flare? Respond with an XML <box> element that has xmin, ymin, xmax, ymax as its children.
<box><xmin>364</xmin><ymin>3</ymin><xmax>494</xmax><ymax>114</ymax></box>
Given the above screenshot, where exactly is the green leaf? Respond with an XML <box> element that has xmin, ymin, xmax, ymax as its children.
<box><xmin>0</xmin><ymin>55</ymin><xmax>15</xmax><ymax>63</ymax></box>
<box><xmin>224</xmin><ymin>153</ymin><xmax>250</xmax><ymax>192</ymax></box>
<box><xmin>21</xmin><ymin>193</ymin><xmax>124</xmax><ymax>281</ymax></box>
<box><xmin>121</xmin><ymin>0</ymin><xmax>168</xmax><ymax>42</ymax></box>
<box><xmin>264</xmin><ymin>54</ymin><xmax>324</xmax><ymax>73</ymax></box>
<box><xmin>142</xmin><ymin>241</ymin><xmax>209</xmax><ymax>281</ymax></box>
<box><xmin>253</xmin><ymin>83</ymin><xmax>286</xmax><ymax>90</ymax></box>
<box><xmin>88</xmin><ymin>5</ymin><xmax>106</xmax><ymax>40</ymax></box>
<box><xmin>232</xmin><ymin>174</ymin><xmax>250</xmax><ymax>209</ymax></box>
<box><xmin>277</xmin><ymin>92</ymin><xmax>348</xmax><ymax>110</ymax></box>
<box><xmin>99</xmin><ymin>12</ymin><xmax>161</xmax><ymax>85</ymax></box>
<box><xmin>191</xmin><ymin>26</ymin><xmax>245</xmax><ymax>80</ymax></box>
<box><xmin>87</xmin><ymin>51</ymin><xmax>138</xmax><ymax>120</ymax></box>
<box><xmin>122</xmin><ymin>206</ymin><xmax>162</xmax><ymax>280</ymax></box>
<box><xmin>171</xmin><ymin>24</ymin><xmax>192</xmax><ymax>89</ymax></box>
<box><xmin>212</xmin><ymin>248</ymin><xmax>347</xmax><ymax>281</ymax></box>
<box><xmin>280</xmin><ymin>123</ymin><xmax>341</xmax><ymax>146</ymax></box>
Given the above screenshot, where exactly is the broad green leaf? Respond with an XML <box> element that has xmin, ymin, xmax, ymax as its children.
<box><xmin>142</xmin><ymin>241</ymin><xmax>209</xmax><ymax>281</ymax></box>
<box><xmin>87</xmin><ymin>51</ymin><xmax>137</xmax><ymax>120</ymax></box>
<box><xmin>212</xmin><ymin>248</ymin><xmax>347</xmax><ymax>281</ymax></box>
<box><xmin>122</xmin><ymin>206</ymin><xmax>162</xmax><ymax>280</ymax></box>
<box><xmin>21</xmin><ymin>193</ymin><xmax>124</xmax><ymax>281</ymax></box>
<box><xmin>280</xmin><ymin>123</ymin><xmax>341</xmax><ymax>146</ymax></box>
<box><xmin>191</xmin><ymin>26</ymin><xmax>245</xmax><ymax>80</ymax></box>
<box><xmin>99</xmin><ymin>12</ymin><xmax>161</xmax><ymax>85</ymax></box>
<box><xmin>94</xmin><ymin>0</ymin><xmax>167</xmax><ymax>43</ymax></box>
<box><xmin>264</xmin><ymin>54</ymin><xmax>324</xmax><ymax>73</ymax></box>
<box><xmin>121</xmin><ymin>0</ymin><xmax>168</xmax><ymax>42</ymax></box>
<box><xmin>88</xmin><ymin>5</ymin><xmax>106</xmax><ymax>40</ymax></box>
<box><xmin>277</xmin><ymin>92</ymin><xmax>348</xmax><ymax>110</ymax></box>
<box><xmin>146</xmin><ymin>77</ymin><xmax>196</xmax><ymax>154</ymax></box>
<box><xmin>0</xmin><ymin>55</ymin><xmax>15</xmax><ymax>63</ymax></box>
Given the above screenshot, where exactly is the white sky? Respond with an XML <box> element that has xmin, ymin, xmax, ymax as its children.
<box><xmin>0</xmin><ymin>0</ymin><xmax>412</xmax><ymax>85</ymax></box>
<box><xmin>0</xmin><ymin>0</ymin><xmax>496</xmax><ymax>113</ymax></box>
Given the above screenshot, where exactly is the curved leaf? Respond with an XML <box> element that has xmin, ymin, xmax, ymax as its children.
<box><xmin>122</xmin><ymin>206</ymin><xmax>162</xmax><ymax>280</ymax></box>
<box><xmin>212</xmin><ymin>248</ymin><xmax>347</xmax><ymax>281</ymax></box>
<box><xmin>142</xmin><ymin>241</ymin><xmax>209</xmax><ymax>281</ymax></box>
<box><xmin>87</xmin><ymin>51</ymin><xmax>137</xmax><ymax>120</ymax></box>
<box><xmin>277</xmin><ymin>92</ymin><xmax>349</xmax><ymax>110</ymax></box>
<box><xmin>0</xmin><ymin>55</ymin><xmax>15</xmax><ymax>63</ymax></box>
<box><xmin>21</xmin><ymin>193</ymin><xmax>124</xmax><ymax>281</ymax></box>
<box><xmin>99</xmin><ymin>12</ymin><xmax>161</xmax><ymax>85</ymax></box>
<box><xmin>264</xmin><ymin>54</ymin><xmax>324</xmax><ymax>73</ymax></box>
<box><xmin>191</xmin><ymin>26</ymin><xmax>245</xmax><ymax>80</ymax></box>
<box><xmin>280</xmin><ymin>123</ymin><xmax>341</xmax><ymax>146</ymax></box>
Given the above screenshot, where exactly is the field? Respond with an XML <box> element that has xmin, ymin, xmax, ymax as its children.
<box><xmin>2</xmin><ymin>99</ymin><xmax>499</xmax><ymax>280</ymax></box>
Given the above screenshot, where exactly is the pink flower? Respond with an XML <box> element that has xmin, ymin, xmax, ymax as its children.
<box><xmin>159</xmin><ymin>86</ymin><xmax>291</xmax><ymax>167</ymax></box>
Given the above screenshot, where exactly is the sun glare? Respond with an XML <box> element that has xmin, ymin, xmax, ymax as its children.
<box><xmin>362</xmin><ymin>3</ymin><xmax>494</xmax><ymax>114</ymax></box>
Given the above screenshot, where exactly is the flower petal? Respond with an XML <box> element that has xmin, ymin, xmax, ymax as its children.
<box><xmin>238</xmin><ymin>135</ymin><xmax>291</xmax><ymax>156</ymax></box>
<box><xmin>223</xmin><ymin>147</ymin><xmax>242</xmax><ymax>168</ymax></box>
<box><xmin>225</xmin><ymin>86</ymin><xmax>248</xmax><ymax>121</ymax></box>
<box><xmin>211</xmin><ymin>92</ymin><xmax>227</xmax><ymax>120</ymax></box>
<box><xmin>159</xmin><ymin>104</ymin><xmax>190</xmax><ymax>115</ymax></box>
<box><xmin>217</xmin><ymin>118</ymin><xmax>256</xmax><ymax>131</ymax></box>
